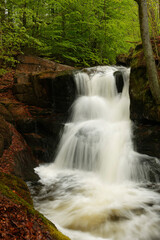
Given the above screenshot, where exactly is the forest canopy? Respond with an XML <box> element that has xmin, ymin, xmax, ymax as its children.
<box><xmin>0</xmin><ymin>0</ymin><xmax>140</xmax><ymax>67</ymax></box>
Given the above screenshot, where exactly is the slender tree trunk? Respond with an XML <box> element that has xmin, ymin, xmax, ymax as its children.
<box><xmin>23</xmin><ymin>1</ymin><xmax>27</xmax><ymax>28</ymax></box>
<box><xmin>147</xmin><ymin>0</ymin><xmax>158</xmax><ymax>36</ymax></box>
<box><xmin>159</xmin><ymin>0</ymin><xmax>160</xmax><ymax>19</ymax></box>
<box><xmin>62</xmin><ymin>14</ymin><xmax>66</xmax><ymax>38</ymax></box>
<box><xmin>0</xmin><ymin>1</ymin><xmax>5</xmax><ymax>49</ymax></box>
<box><xmin>135</xmin><ymin>0</ymin><xmax>160</xmax><ymax>104</ymax></box>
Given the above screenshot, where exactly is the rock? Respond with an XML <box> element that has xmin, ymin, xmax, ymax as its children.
<box><xmin>7</xmin><ymin>103</ymin><xmax>31</xmax><ymax>121</ymax></box>
<box><xmin>31</xmin><ymin>70</ymin><xmax>76</xmax><ymax>112</ymax></box>
<box><xmin>0</xmin><ymin>122</ymin><xmax>38</xmax><ymax>181</ymax></box>
<box><xmin>0</xmin><ymin>56</ymin><xmax>75</xmax><ymax>239</ymax></box>
<box><xmin>0</xmin><ymin>172</ymin><xmax>70</xmax><ymax>240</ymax></box>
<box><xmin>129</xmin><ymin>40</ymin><xmax>160</xmax><ymax>159</ymax></box>
<box><xmin>0</xmin><ymin>134</ymin><xmax>4</xmax><ymax>157</ymax></box>
<box><xmin>50</xmin><ymin>71</ymin><xmax>76</xmax><ymax>113</ymax></box>
<box><xmin>116</xmin><ymin>53</ymin><xmax>129</xmax><ymax>66</ymax></box>
<box><xmin>133</xmin><ymin>123</ymin><xmax>160</xmax><ymax>159</ymax></box>
<box><xmin>14</xmin><ymin>72</ymin><xmax>30</xmax><ymax>84</ymax></box>
<box><xmin>0</xmin><ymin>116</ymin><xmax>12</xmax><ymax>149</ymax></box>
<box><xmin>129</xmin><ymin>41</ymin><xmax>160</xmax><ymax>122</ymax></box>
<box><xmin>0</xmin><ymin>172</ymin><xmax>33</xmax><ymax>205</ymax></box>
<box><xmin>13</xmin><ymin>83</ymin><xmax>33</xmax><ymax>94</ymax></box>
<box><xmin>23</xmin><ymin>133</ymin><xmax>52</xmax><ymax>162</ymax></box>
<box><xmin>0</xmin><ymin>55</ymin><xmax>77</xmax><ymax>173</ymax></box>
<box><xmin>0</xmin><ymin>103</ymin><xmax>13</xmax><ymax>122</ymax></box>
<box><xmin>16</xmin><ymin>55</ymin><xmax>74</xmax><ymax>73</ymax></box>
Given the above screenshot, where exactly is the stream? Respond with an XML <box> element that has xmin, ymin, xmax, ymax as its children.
<box><xmin>29</xmin><ymin>66</ymin><xmax>160</xmax><ymax>240</ymax></box>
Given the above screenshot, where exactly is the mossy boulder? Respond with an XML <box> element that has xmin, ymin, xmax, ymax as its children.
<box><xmin>129</xmin><ymin>42</ymin><xmax>160</xmax><ymax>122</ymax></box>
<box><xmin>0</xmin><ymin>116</ymin><xmax>12</xmax><ymax>149</ymax></box>
<box><xmin>0</xmin><ymin>103</ymin><xmax>13</xmax><ymax>122</ymax></box>
<box><xmin>0</xmin><ymin>172</ymin><xmax>70</xmax><ymax>240</ymax></box>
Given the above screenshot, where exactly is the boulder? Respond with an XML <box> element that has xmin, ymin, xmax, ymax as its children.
<box><xmin>16</xmin><ymin>55</ymin><xmax>74</xmax><ymax>73</ymax></box>
<box><xmin>129</xmin><ymin>40</ymin><xmax>160</xmax><ymax>160</ymax></box>
<box><xmin>0</xmin><ymin>134</ymin><xmax>4</xmax><ymax>157</ymax></box>
<box><xmin>0</xmin><ymin>172</ymin><xmax>70</xmax><ymax>240</ymax></box>
<box><xmin>0</xmin><ymin>56</ymin><xmax>75</xmax><ymax>239</ymax></box>
<box><xmin>133</xmin><ymin>123</ymin><xmax>160</xmax><ymax>159</ymax></box>
<box><xmin>14</xmin><ymin>72</ymin><xmax>30</xmax><ymax>84</ymax></box>
<box><xmin>129</xmin><ymin>41</ymin><xmax>160</xmax><ymax>122</ymax></box>
<box><xmin>0</xmin><ymin>122</ymin><xmax>38</xmax><ymax>181</ymax></box>
<box><xmin>0</xmin><ymin>103</ymin><xmax>13</xmax><ymax>122</ymax></box>
<box><xmin>0</xmin><ymin>116</ymin><xmax>12</xmax><ymax>149</ymax></box>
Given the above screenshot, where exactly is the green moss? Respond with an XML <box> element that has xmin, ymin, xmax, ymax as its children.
<box><xmin>37</xmin><ymin>212</ymin><xmax>70</xmax><ymax>240</ymax></box>
<box><xmin>0</xmin><ymin>172</ymin><xmax>70</xmax><ymax>240</ymax></box>
<box><xmin>130</xmin><ymin>48</ymin><xmax>145</xmax><ymax>68</ymax></box>
<box><xmin>0</xmin><ymin>172</ymin><xmax>33</xmax><ymax>205</ymax></box>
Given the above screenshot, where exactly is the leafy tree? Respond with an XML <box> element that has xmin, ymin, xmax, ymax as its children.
<box><xmin>0</xmin><ymin>0</ymin><xmax>140</xmax><ymax>67</ymax></box>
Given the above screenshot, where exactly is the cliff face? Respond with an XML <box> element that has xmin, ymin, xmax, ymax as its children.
<box><xmin>129</xmin><ymin>39</ymin><xmax>160</xmax><ymax>159</ymax></box>
<box><xmin>129</xmin><ymin>39</ymin><xmax>160</xmax><ymax>122</ymax></box>
<box><xmin>0</xmin><ymin>55</ymin><xmax>76</xmax><ymax>180</ymax></box>
<box><xmin>0</xmin><ymin>55</ymin><xmax>75</xmax><ymax>239</ymax></box>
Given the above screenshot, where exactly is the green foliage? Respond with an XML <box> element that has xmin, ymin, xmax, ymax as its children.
<box><xmin>0</xmin><ymin>0</ymin><xmax>140</xmax><ymax>67</ymax></box>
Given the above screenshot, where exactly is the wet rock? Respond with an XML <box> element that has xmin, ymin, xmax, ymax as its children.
<box><xmin>31</xmin><ymin>70</ymin><xmax>76</xmax><ymax>112</ymax></box>
<box><xmin>13</xmin><ymin>83</ymin><xmax>33</xmax><ymax>94</ymax></box>
<box><xmin>129</xmin><ymin>41</ymin><xmax>160</xmax><ymax>122</ymax></box>
<box><xmin>0</xmin><ymin>56</ymin><xmax>76</xmax><ymax>172</ymax></box>
<box><xmin>14</xmin><ymin>72</ymin><xmax>30</xmax><ymax>84</ymax></box>
<box><xmin>16</xmin><ymin>55</ymin><xmax>56</xmax><ymax>73</ymax></box>
<box><xmin>0</xmin><ymin>134</ymin><xmax>4</xmax><ymax>157</ymax></box>
<box><xmin>51</xmin><ymin>71</ymin><xmax>76</xmax><ymax>113</ymax></box>
<box><xmin>0</xmin><ymin>116</ymin><xmax>12</xmax><ymax>149</ymax></box>
<box><xmin>0</xmin><ymin>56</ymin><xmax>74</xmax><ymax>239</ymax></box>
<box><xmin>7</xmin><ymin>104</ymin><xmax>30</xmax><ymax>121</ymax></box>
<box><xmin>129</xmin><ymin>41</ymin><xmax>160</xmax><ymax>160</ymax></box>
<box><xmin>116</xmin><ymin>53</ymin><xmax>129</xmax><ymax>66</ymax></box>
<box><xmin>0</xmin><ymin>172</ymin><xmax>70</xmax><ymax>240</ymax></box>
<box><xmin>114</xmin><ymin>71</ymin><xmax>124</xmax><ymax>93</ymax></box>
<box><xmin>0</xmin><ymin>103</ymin><xmax>13</xmax><ymax>122</ymax></box>
<box><xmin>133</xmin><ymin>123</ymin><xmax>160</xmax><ymax>159</ymax></box>
<box><xmin>16</xmin><ymin>55</ymin><xmax>74</xmax><ymax>74</ymax></box>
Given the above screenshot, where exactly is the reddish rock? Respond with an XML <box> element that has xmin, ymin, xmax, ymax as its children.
<box><xmin>0</xmin><ymin>103</ymin><xmax>13</xmax><ymax>122</ymax></box>
<box><xmin>0</xmin><ymin>134</ymin><xmax>4</xmax><ymax>157</ymax></box>
<box><xmin>0</xmin><ymin>55</ymin><xmax>75</xmax><ymax>239</ymax></box>
<box><xmin>0</xmin><ymin>55</ymin><xmax>76</xmax><ymax>176</ymax></box>
<box><xmin>16</xmin><ymin>55</ymin><xmax>74</xmax><ymax>74</ymax></box>
<box><xmin>14</xmin><ymin>72</ymin><xmax>30</xmax><ymax>84</ymax></box>
<box><xmin>0</xmin><ymin>116</ymin><xmax>12</xmax><ymax>149</ymax></box>
<box><xmin>0</xmin><ymin>122</ymin><xmax>38</xmax><ymax>180</ymax></box>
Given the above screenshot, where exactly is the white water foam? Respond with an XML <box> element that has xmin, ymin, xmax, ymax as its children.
<box><xmin>32</xmin><ymin>66</ymin><xmax>160</xmax><ymax>240</ymax></box>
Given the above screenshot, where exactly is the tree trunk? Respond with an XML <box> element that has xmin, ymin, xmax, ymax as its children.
<box><xmin>135</xmin><ymin>0</ymin><xmax>160</xmax><ymax>104</ymax></box>
<box><xmin>23</xmin><ymin>1</ymin><xmax>27</xmax><ymax>28</ymax></box>
<box><xmin>0</xmin><ymin>1</ymin><xmax>5</xmax><ymax>48</ymax></box>
<box><xmin>148</xmin><ymin>0</ymin><xmax>158</xmax><ymax>36</ymax></box>
<box><xmin>159</xmin><ymin>0</ymin><xmax>160</xmax><ymax>20</ymax></box>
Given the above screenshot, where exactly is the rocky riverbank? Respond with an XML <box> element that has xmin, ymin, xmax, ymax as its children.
<box><xmin>128</xmin><ymin>38</ymin><xmax>160</xmax><ymax>159</ymax></box>
<box><xmin>0</xmin><ymin>55</ymin><xmax>76</xmax><ymax>239</ymax></box>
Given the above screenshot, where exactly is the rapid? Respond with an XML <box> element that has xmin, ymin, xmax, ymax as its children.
<box><xmin>29</xmin><ymin>66</ymin><xmax>160</xmax><ymax>240</ymax></box>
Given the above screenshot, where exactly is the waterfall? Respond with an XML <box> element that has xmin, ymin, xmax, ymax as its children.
<box><xmin>31</xmin><ymin>66</ymin><xmax>160</xmax><ymax>240</ymax></box>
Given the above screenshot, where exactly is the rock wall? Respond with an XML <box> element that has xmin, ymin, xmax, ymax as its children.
<box><xmin>0</xmin><ymin>55</ymin><xmax>76</xmax><ymax>239</ymax></box>
<box><xmin>0</xmin><ymin>55</ymin><xmax>76</xmax><ymax>181</ymax></box>
<box><xmin>129</xmin><ymin>40</ymin><xmax>160</xmax><ymax>159</ymax></box>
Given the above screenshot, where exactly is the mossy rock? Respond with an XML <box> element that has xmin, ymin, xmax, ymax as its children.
<box><xmin>0</xmin><ymin>116</ymin><xmax>12</xmax><ymax>149</ymax></box>
<box><xmin>0</xmin><ymin>172</ymin><xmax>33</xmax><ymax>205</ymax></box>
<box><xmin>0</xmin><ymin>171</ymin><xmax>70</xmax><ymax>240</ymax></box>
<box><xmin>129</xmin><ymin>42</ymin><xmax>160</xmax><ymax>122</ymax></box>
<box><xmin>0</xmin><ymin>103</ymin><xmax>13</xmax><ymax>122</ymax></box>
<box><xmin>0</xmin><ymin>134</ymin><xmax>4</xmax><ymax>157</ymax></box>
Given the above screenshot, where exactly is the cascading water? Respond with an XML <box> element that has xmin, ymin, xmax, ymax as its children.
<box><xmin>30</xmin><ymin>66</ymin><xmax>160</xmax><ymax>240</ymax></box>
